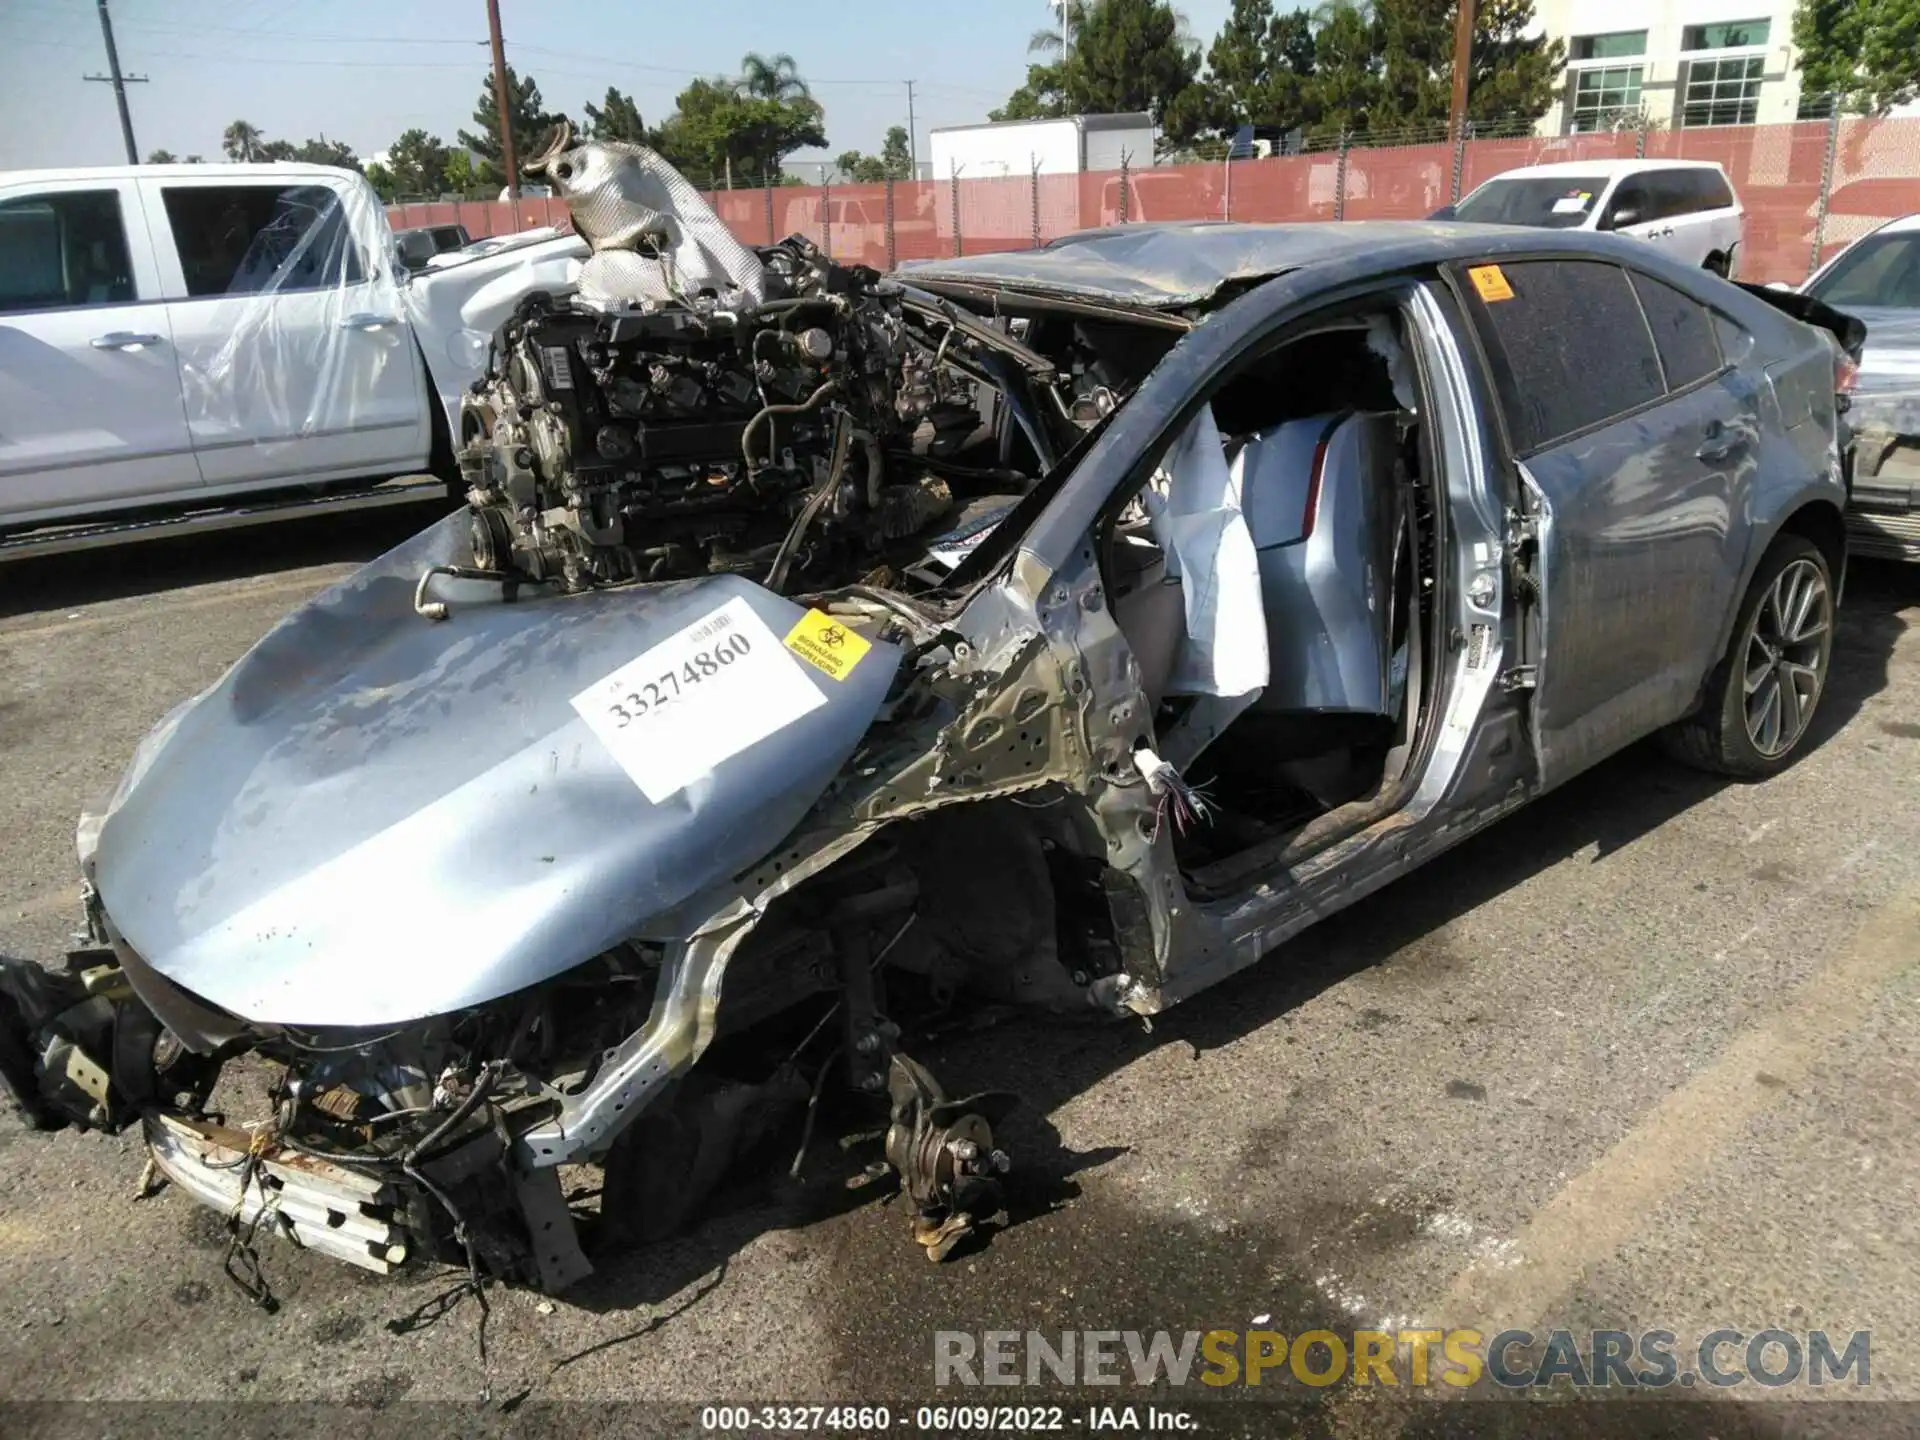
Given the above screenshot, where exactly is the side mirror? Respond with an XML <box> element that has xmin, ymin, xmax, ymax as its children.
<box><xmin>393</xmin><ymin>232</ymin><xmax>437</xmax><ymax>273</ymax></box>
<box><xmin>1607</xmin><ymin>207</ymin><xmax>1642</xmax><ymax>230</ymax></box>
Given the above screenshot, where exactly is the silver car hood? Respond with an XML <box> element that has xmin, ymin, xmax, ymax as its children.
<box><xmin>92</xmin><ymin>513</ymin><xmax>898</xmax><ymax>1028</ymax></box>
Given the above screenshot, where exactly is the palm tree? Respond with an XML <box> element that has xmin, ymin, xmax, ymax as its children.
<box><xmin>1030</xmin><ymin>2</ymin><xmax>1198</xmax><ymax>60</ymax></box>
<box><xmin>222</xmin><ymin>119</ymin><xmax>263</xmax><ymax>163</ymax></box>
<box><xmin>1029</xmin><ymin>0</ymin><xmax>1088</xmax><ymax>56</ymax></box>
<box><xmin>737</xmin><ymin>52</ymin><xmax>809</xmax><ymax>103</ymax></box>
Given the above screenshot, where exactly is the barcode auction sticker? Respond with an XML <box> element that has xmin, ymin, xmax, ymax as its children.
<box><xmin>571</xmin><ymin>596</ymin><xmax>827</xmax><ymax>803</ymax></box>
<box><xmin>784</xmin><ymin>610</ymin><xmax>871</xmax><ymax>681</ymax></box>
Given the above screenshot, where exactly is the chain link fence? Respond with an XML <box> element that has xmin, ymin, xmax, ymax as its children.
<box><xmin>388</xmin><ymin>113</ymin><xmax>1920</xmax><ymax>286</ymax></box>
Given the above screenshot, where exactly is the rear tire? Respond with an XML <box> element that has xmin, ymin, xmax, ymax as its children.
<box><xmin>1703</xmin><ymin>251</ymin><xmax>1730</xmax><ymax>278</ymax></box>
<box><xmin>1662</xmin><ymin>535</ymin><xmax>1833</xmax><ymax>778</ymax></box>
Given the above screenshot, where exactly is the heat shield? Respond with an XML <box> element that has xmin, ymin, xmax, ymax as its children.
<box><xmin>530</xmin><ymin>123</ymin><xmax>770</xmax><ymax>309</ymax></box>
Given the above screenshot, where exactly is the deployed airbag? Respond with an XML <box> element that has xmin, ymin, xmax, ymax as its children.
<box><xmin>1139</xmin><ymin>406</ymin><xmax>1268</xmax><ymax>699</ymax></box>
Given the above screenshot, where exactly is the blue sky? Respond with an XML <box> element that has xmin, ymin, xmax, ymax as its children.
<box><xmin>0</xmin><ymin>0</ymin><xmax>1237</xmax><ymax>171</ymax></box>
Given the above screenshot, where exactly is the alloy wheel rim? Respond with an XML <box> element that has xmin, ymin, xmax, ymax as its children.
<box><xmin>1743</xmin><ymin>558</ymin><xmax>1829</xmax><ymax>758</ymax></box>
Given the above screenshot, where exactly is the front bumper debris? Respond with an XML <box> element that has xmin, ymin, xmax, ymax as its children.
<box><xmin>144</xmin><ymin>1113</ymin><xmax>411</xmax><ymax>1276</ymax></box>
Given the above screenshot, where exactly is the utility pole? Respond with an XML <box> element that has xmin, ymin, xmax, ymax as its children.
<box><xmin>84</xmin><ymin>0</ymin><xmax>146</xmax><ymax>164</ymax></box>
<box><xmin>905</xmin><ymin>80</ymin><xmax>918</xmax><ymax>183</ymax></box>
<box><xmin>486</xmin><ymin>0</ymin><xmax>519</xmax><ymax>204</ymax></box>
<box><xmin>1447</xmin><ymin>0</ymin><xmax>1477</xmax><ymax>142</ymax></box>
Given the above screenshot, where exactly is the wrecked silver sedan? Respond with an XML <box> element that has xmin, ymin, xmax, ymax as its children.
<box><xmin>0</xmin><ymin>134</ymin><xmax>1857</xmax><ymax>1297</ymax></box>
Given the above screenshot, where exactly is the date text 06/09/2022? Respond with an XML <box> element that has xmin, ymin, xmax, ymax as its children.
<box><xmin>699</xmin><ymin>1405</ymin><xmax>1197</xmax><ymax>1432</ymax></box>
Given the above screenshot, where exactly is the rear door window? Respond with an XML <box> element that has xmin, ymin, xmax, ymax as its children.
<box><xmin>160</xmin><ymin>183</ymin><xmax>365</xmax><ymax>297</ymax></box>
<box><xmin>1691</xmin><ymin>168</ymin><xmax>1735</xmax><ymax>211</ymax></box>
<box><xmin>1456</xmin><ymin>259</ymin><xmax>1666</xmax><ymax>453</ymax></box>
<box><xmin>1628</xmin><ymin>272</ymin><xmax>1724</xmax><ymax>389</ymax></box>
<box><xmin>0</xmin><ymin>190</ymin><xmax>136</xmax><ymax>313</ymax></box>
<box><xmin>1646</xmin><ymin>170</ymin><xmax>1697</xmax><ymax>221</ymax></box>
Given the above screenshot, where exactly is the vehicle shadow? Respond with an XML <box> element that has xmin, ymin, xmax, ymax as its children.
<box><xmin>0</xmin><ymin>501</ymin><xmax>453</xmax><ymax>619</ymax></box>
<box><xmin>561</xmin><ymin>571</ymin><xmax>1912</xmax><ymax>1318</ymax></box>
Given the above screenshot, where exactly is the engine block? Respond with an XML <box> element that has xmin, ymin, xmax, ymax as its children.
<box><xmin>457</xmin><ymin>240</ymin><xmax>979</xmax><ymax>594</ymax></box>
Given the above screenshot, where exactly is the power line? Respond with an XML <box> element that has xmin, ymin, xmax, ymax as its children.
<box><xmin>0</xmin><ymin>16</ymin><xmax>1006</xmax><ymax>94</ymax></box>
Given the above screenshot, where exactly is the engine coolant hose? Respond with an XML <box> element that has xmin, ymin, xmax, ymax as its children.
<box><xmin>742</xmin><ymin>380</ymin><xmax>839</xmax><ymax>475</ymax></box>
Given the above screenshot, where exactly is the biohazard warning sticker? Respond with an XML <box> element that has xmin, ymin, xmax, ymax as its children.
<box><xmin>784</xmin><ymin>610</ymin><xmax>871</xmax><ymax>681</ymax></box>
<box><xmin>1468</xmin><ymin>264</ymin><xmax>1516</xmax><ymax>303</ymax></box>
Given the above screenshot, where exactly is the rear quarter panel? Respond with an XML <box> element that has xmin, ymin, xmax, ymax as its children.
<box><xmin>1700</xmin><ymin>275</ymin><xmax>1849</xmax><ymax>651</ymax></box>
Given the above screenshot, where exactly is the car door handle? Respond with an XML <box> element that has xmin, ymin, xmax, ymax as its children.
<box><xmin>89</xmin><ymin>331</ymin><xmax>165</xmax><ymax>350</ymax></box>
<box><xmin>338</xmin><ymin>313</ymin><xmax>401</xmax><ymax>331</ymax></box>
<box><xmin>1698</xmin><ymin>420</ymin><xmax>1749</xmax><ymax>462</ymax></box>
<box><xmin>1657</xmin><ymin>226</ymin><xmax>1674</xmax><ymax>237</ymax></box>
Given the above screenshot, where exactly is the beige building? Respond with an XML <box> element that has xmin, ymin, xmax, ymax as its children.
<box><xmin>1533</xmin><ymin>0</ymin><xmax>1808</xmax><ymax>135</ymax></box>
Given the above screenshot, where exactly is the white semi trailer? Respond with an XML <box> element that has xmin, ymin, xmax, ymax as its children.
<box><xmin>926</xmin><ymin>114</ymin><xmax>1156</xmax><ymax>246</ymax></box>
<box><xmin>927</xmin><ymin>113</ymin><xmax>1155</xmax><ymax>181</ymax></box>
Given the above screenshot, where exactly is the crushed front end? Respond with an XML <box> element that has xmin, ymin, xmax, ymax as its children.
<box><xmin>0</xmin><ymin>126</ymin><xmax>1142</xmax><ymax>1298</ymax></box>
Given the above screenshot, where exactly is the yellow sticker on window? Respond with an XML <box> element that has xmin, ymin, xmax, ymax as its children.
<box><xmin>1468</xmin><ymin>264</ymin><xmax>1516</xmax><ymax>303</ymax></box>
<box><xmin>784</xmin><ymin>610</ymin><xmax>871</xmax><ymax>681</ymax></box>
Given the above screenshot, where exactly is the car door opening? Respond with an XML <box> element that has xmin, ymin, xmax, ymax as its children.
<box><xmin>1103</xmin><ymin>307</ymin><xmax>1445</xmax><ymax>885</ymax></box>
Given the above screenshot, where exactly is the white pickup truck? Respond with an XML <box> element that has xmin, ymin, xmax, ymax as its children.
<box><xmin>0</xmin><ymin>162</ymin><xmax>584</xmax><ymax>544</ymax></box>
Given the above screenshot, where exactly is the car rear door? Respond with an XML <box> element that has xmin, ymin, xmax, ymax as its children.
<box><xmin>1684</xmin><ymin>167</ymin><xmax>1743</xmax><ymax>274</ymax></box>
<box><xmin>139</xmin><ymin>172</ymin><xmax>428</xmax><ymax>490</ymax></box>
<box><xmin>1451</xmin><ymin>255</ymin><xmax>1748</xmax><ymax>786</ymax></box>
<box><xmin>0</xmin><ymin>176</ymin><xmax>199</xmax><ymax>523</ymax></box>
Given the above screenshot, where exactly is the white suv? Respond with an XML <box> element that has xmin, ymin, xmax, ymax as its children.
<box><xmin>1446</xmin><ymin>159</ymin><xmax>1745</xmax><ymax>277</ymax></box>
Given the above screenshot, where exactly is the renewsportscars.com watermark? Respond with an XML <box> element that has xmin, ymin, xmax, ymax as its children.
<box><xmin>934</xmin><ymin>1328</ymin><xmax>1871</xmax><ymax>1390</ymax></box>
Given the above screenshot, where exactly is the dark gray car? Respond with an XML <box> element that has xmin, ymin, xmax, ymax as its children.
<box><xmin>0</xmin><ymin>202</ymin><xmax>1853</xmax><ymax>1295</ymax></box>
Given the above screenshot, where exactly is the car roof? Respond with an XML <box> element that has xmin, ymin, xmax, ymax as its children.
<box><xmin>1477</xmin><ymin>158</ymin><xmax>1728</xmax><ymax>180</ymax></box>
<box><xmin>0</xmin><ymin>162</ymin><xmax>363</xmax><ymax>188</ymax></box>
<box><xmin>903</xmin><ymin>219</ymin><xmax>1659</xmax><ymax>310</ymax></box>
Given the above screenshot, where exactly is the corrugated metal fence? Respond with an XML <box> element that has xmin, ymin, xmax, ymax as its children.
<box><xmin>388</xmin><ymin>116</ymin><xmax>1920</xmax><ymax>286</ymax></box>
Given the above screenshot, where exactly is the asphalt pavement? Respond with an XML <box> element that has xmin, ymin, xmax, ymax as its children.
<box><xmin>1</xmin><ymin>510</ymin><xmax>1917</xmax><ymax>1434</ymax></box>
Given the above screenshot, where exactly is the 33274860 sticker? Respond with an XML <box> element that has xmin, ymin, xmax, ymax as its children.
<box><xmin>570</xmin><ymin>595</ymin><xmax>827</xmax><ymax>803</ymax></box>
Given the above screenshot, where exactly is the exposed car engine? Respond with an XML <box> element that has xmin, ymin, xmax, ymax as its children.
<box><xmin>456</xmin><ymin>127</ymin><xmax>1044</xmax><ymax>595</ymax></box>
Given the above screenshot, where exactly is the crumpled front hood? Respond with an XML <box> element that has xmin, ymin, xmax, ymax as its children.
<box><xmin>93</xmin><ymin>514</ymin><xmax>898</xmax><ymax>1028</ymax></box>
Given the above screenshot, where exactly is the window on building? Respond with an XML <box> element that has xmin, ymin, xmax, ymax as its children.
<box><xmin>1570</xmin><ymin>65</ymin><xmax>1645</xmax><ymax>131</ymax></box>
<box><xmin>1570</xmin><ymin>30</ymin><xmax>1648</xmax><ymax>60</ymax></box>
<box><xmin>1679</xmin><ymin>56</ymin><xmax>1765</xmax><ymax>127</ymax></box>
<box><xmin>1680</xmin><ymin>19</ymin><xmax>1770</xmax><ymax>50</ymax></box>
